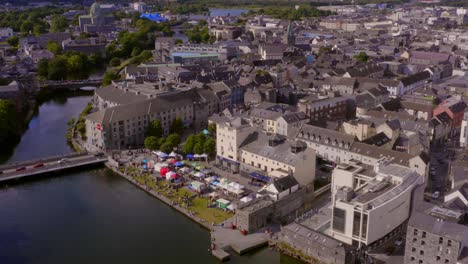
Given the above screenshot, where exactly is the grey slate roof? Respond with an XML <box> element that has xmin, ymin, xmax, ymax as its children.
<box><xmin>272</xmin><ymin>175</ymin><xmax>299</xmax><ymax>192</ymax></box>
<box><xmin>296</xmin><ymin>124</ymin><xmax>356</xmax><ymax>150</ymax></box>
<box><xmin>95</xmin><ymin>85</ymin><xmax>147</xmax><ymax>105</ymax></box>
<box><xmin>408</xmin><ymin>211</ymin><xmax>468</xmax><ymax>242</ymax></box>
<box><xmin>400</xmin><ymin>71</ymin><xmax>431</xmax><ymax>86</ymax></box>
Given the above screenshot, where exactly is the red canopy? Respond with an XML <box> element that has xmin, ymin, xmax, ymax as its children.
<box><xmin>160</xmin><ymin>167</ymin><xmax>170</xmax><ymax>176</ymax></box>
<box><xmin>171</xmin><ymin>159</ymin><xmax>178</xmax><ymax>164</ymax></box>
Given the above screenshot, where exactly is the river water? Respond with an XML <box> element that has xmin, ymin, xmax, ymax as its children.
<box><xmin>0</xmin><ymin>95</ymin><xmax>301</xmax><ymax>264</ymax></box>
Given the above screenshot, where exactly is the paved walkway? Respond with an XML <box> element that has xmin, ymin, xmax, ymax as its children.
<box><xmin>211</xmin><ymin>222</ymin><xmax>271</xmax><ymax>255</ymax></box>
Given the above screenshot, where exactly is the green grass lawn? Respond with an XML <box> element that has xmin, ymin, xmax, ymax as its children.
<box><xmin>190</xmin><ymin>197</ymin><xmax>233</xmax><ymax>225</ymax></box>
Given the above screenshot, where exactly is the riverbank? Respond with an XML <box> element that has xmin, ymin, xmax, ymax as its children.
<box><xmin>106</xmin><ymin>163</ymin><xmax>213</xmax><ymax>230</ymax></box>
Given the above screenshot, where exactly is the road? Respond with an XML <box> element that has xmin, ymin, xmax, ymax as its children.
<box><xmin>0</xmin><ymin>155</ymin><xmax>107</xmax><ymax>182</ymax></box>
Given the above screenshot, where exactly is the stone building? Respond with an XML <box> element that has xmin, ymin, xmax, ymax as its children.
<box><xmin>280</xmin><ymin>222</ymin><xmax>352</xmax><ymax>264</ymax></box>
<box><xmin>78</xmin><ymin>2</ymin><xmax>115</xmax><ymax>33</ymax></box>
<box><xmin>404</xmin><ymin>210</ymin><xmax>468</xmax><ymax>264</ymax></box>
<box><xmin>85</xmin><ymin>88</ymin><xmax>219</xmax><ymax>150</ymax></box>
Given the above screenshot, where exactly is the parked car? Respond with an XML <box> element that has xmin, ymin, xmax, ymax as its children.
<box><xmin>16</xmin><ymin>167</ymin><xmax>26</xmax><ymax>171</ymax></box>
<box><xmin>32</xmin><ymin>163</ymin><xmax>44</xmax><ymax>168</ymax></box>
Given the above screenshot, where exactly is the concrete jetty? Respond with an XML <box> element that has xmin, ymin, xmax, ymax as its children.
<box><xmin>210</xmin><ymin>223</ymin><xmax>271</xmax><ymax>260</ymax></box>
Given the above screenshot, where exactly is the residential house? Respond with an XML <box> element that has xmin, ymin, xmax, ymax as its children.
<box><xmin>433</xmin><ymin>97</ymin><xmax>467</xmax><ymax>132</ymax></box>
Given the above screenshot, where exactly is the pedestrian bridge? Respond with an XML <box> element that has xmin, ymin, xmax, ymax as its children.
<box><xmin>38</xmin><ymin>79</ymin><xmax>102</xmax><ymax>91</ymax></box>
<box><xmin>0</xmin><ymin>153</ymin><xmax>108</xmax><ymax>183</ymax></box>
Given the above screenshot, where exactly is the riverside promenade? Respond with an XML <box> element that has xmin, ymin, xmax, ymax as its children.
<box><xmin>106</xmin><ymin>162</ymin><xmax>272</xmax><ymax>262</ymax></box>
<box><xmin>106</xmin><ymin>164</ymin><xmax>212</xmax><ymax>230</ymax></box>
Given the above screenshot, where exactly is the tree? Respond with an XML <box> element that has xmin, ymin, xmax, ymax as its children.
<box><xmin>198</xmin><ymin>19</ymin><xmax>207</xmax><ymax>26</ymax></box>
<box><xmin>33</xmin><ymin>22</ymin><xmax>48</xmax><ymax>35</ymax></box>
<box><xmin>194</xmin><ymin>132</ymin><xmax>206</xmax><ymax>146</ymax></box>
<box><xmin>175</xmin><ymin>39</ymin><xmax>183</xmax><ymax>45</ymax></box>
<box><xmin>354</xmin><ymin>52</ymin><xmax>369</xmax><ymax>63</ymax></box>
<box><xmin>131</xmin><ymin>47</ymin><xmax>142</xmax><ymax>57</ymax></box>
<box><xmin>144</xmin><ymin>136</ymin><xmax>159</xmax><ymax>150</ymax></box>
<box><xmin>160</xmin><ymin>142</ymin><xmax>172</xmax><ymax>154</ymax></box>
<box><xmin>203</xmin><ymin>138</ymin><xmax>216</xmax><ymax>157</ymax></box>
<box><xmin>20</xmin><ymin>20</ymin><xmax>34</xmax><ymax>33</ymax></box>
<box><xmin>158</xmin><ymin>137</ymin><xmax>166</xmax><ymax>147</ymax></box>
<box><xmin>67</xmin><ymin>54</ymin><xmax>89</xmax><ymax>79</ymax></box>
<box><xmin>0</xmin><ymin>99</ymin><xmax>19</xmax><ymax>147</ymax></box>
<box><xmin>37</xmin><ymin>58</ymin><xmax>49</xmax><ymax>78</ymax></box>
<box><xmin>170</xmin><ymin>117</ymin><xmax>184</xmax><ymax>135</ymax></box>
<box><xmin>46</xmin><ymin>41</ymin><xmax>61</xmax><ymax>55</ymax></box>
<box><xmin>207</xmin><ymin>123</ymin><xmax>216</xmax><ymax>136</ymax></box>
<box><xmin>147</xmin><ymin>119</ymin><xmax>163</xmax><ymax>137</ymax></box>
<box><xmin>193</xmin><ymin>142</ymin><xmax>203</xmax><ymax>154</ymax></box>
<box><xmin>102</xmin><ymin>71</ymin><xmax>119</xmax><ymax>86</ymax></box>
<box><xmin>166</xmin><ymin>133</ymin><xmax>181</xmax><ymax>148</ymax></box>
<box><xmin>6</xmin><ymin>36</ymin><xmax>19</xmax><ymax>47</ymax></box>
<box><xmin>50</xmin><ymin>14</ymin><xmax>68</xmax><ymax>32</ymax></box>
<box><xmin>183</xmin><ymin>134</ymin><xmax>195</xmax><ymax>154</ymax></box>
<box><xmin>109</xmin><ymin>57</ymin><xmax>121</xmax><ymax>67</ymax></box>
<box><xmin>47</xmin><ymin>56</ymin><xmax>68</xmax><ymax>80</ymax></box>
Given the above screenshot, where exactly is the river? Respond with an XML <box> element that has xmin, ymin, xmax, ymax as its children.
<box><xmin>0</xmin><ymin>95</ymin><xmax>301</xmax><ymax>264</ymax></box>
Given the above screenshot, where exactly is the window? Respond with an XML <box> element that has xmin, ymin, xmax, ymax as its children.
<box><xmin>445</xmin><ymin>260</ymin><xmax>449</xmax><ymax>263</ymax></box>
<box><xmin>447</xmin><ymin>240</ymin><xmax>452</xmax><ymax>247</ymax></box>
<box><xmin>436</xmin><ymin>256</ymin><xmax>440</xmax><ymax>261</ymax></box>
<box><xmin>410</xmin><ymin>257</ymin><xmax>415</xmax><ymax>261</ymax></box>
<box><xmin>419</xmin><ymin>260</ymin><xmax>423</xmax><ymax>264</ymax></box>
<box><xmin>412</xmin><ymin>247</ymin><xmax>416</xmax><ymax>252</ymax></box>
<box><xmin>332</xmin><ymin>208</ymin><xmax>346</xmax><ymax>233</ymax></box>
<box><xmin>420</xmin><ymin>250</ymin><xmax>424</xmax><ymax>255</ymax></box>
<box><xmin>413</xmin><ymin>229</ymin><xmax>418</xmax><ymax>236</ymax></box>
<box><xmin>439</xmin><ymin>237</ymin><xmax>443</xmax><ymax>244</ymax></box>
<box><xmin>422</xmin><ymin>231</ymin><xmax>426</xmax><ymax>238</ymax></box>
<box><xmin>421</xmin><ymin>240</ymin><xmax>425</xmax><ymax>245</ymax></box>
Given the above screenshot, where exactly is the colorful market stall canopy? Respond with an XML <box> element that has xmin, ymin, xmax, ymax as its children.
<box><xmin>140</xmin><ymin>12</ymin><xmax>168</xmax><ymax>22</ymax></box>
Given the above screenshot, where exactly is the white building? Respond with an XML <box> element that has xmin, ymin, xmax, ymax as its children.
<box><xmin>330</xmin><ymin>159</ymin><xmax>423</xmax><ymax>248</ymax></box>
<box><xmin>211</xmin><ymin>114</ymin><xmax>316</xmax><ymax>186</ymax></box>
<box><xmin>460</xmin><ymin>112</ymin><xmax>468</xmax><ymax>147</ymax></box>
<box><xmin>0</xmin><ymin>27</ymin><xmax>13</xmax><ymax>39</ymax></box>
<box><xmin>295</xmin><ymin>124</ymin><xmax>429</xmax><ymax>178</ymax></box>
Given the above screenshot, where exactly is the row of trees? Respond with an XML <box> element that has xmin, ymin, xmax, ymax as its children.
<box><xmin>143</xmin><ymin>118</ymin><xmax>217</xmax><ymax>158</ymax></box>
<box><xmin>0</xmin><ymin>100</ymin><xmax>19</xmax><ymax>149</ymax></box>
<box><xmin>144</xmin><ymin>118</ymin><xmax>185</xmax><ymax>153</ymax></box>
<box><xmin>0</xmin><ymin>7</ymin><xmax>69</xmax><ymax>35</ymax></box>
<box><xmin>38</xmin><ymin>50</ymin><xmax>104</xmax><ymax>80</ymax></box>
<box><xmin>106</xmin><ymin>19</ymin><xmax>173</xmax><ymax>62</ymax></box>
<box><xmin>182</xmin><ymin>133</ymin><xmax>216</xmax><ymax>157</ymax></box>
<box><xmin>253</xmin><ymin>5</ymin><xmax>331</xmax><ymax>20</ymax></box>
<box><xmin>185</xmin><ymin>25</ymin><xmax>216</xmax><ymax>44</ymax></box>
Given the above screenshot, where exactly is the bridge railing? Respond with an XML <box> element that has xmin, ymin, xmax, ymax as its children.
<box><xmin>0</xmin><ymin>152</ymin><xmax>88</xmax><ymax>171</ymax></box>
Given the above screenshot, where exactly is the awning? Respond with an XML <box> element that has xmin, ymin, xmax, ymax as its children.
<box><xmin>175</xmin><ymin>161</ymin><xmax>184</xmax><ymax>167</ymax></box>
<box><xmin>158</xmin><ymin>152</ymin><xmax>168</xmax><ymax>158</ymax></box>
<box><xmin>194</xmin><ymin>172</ymin><xmax>205</xmax><ymax>178</ymax></box>
<box><xmin>160</xmin><ymin>167</ymin><xmax>170</xmax><ymax>176</ymax></box>
<box><xmin>169</xmin><ymin>151</ymin><xmax>177</xmax><ymax>157</ymax></box>
<box><xmin>186</xmin><ymin>154</ymin><xmax>194</xmax><ymax>159</ymax></box>
<box><xmin>249</xmin><ymin>172</ymin><xmax>270</xmax><ymax>182</ymax></box>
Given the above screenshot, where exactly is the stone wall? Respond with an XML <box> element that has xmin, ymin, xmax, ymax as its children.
<box><xmin>235</xmin><ymin>186</ymin><xmax>315</xmax><ymax>233</ymax></box>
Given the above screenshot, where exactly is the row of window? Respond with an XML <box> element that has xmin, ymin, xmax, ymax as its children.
<box><xmin>409</xmin><ymin>256</ymin><xmax>451</xmax><ymax>263</ymax></box>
